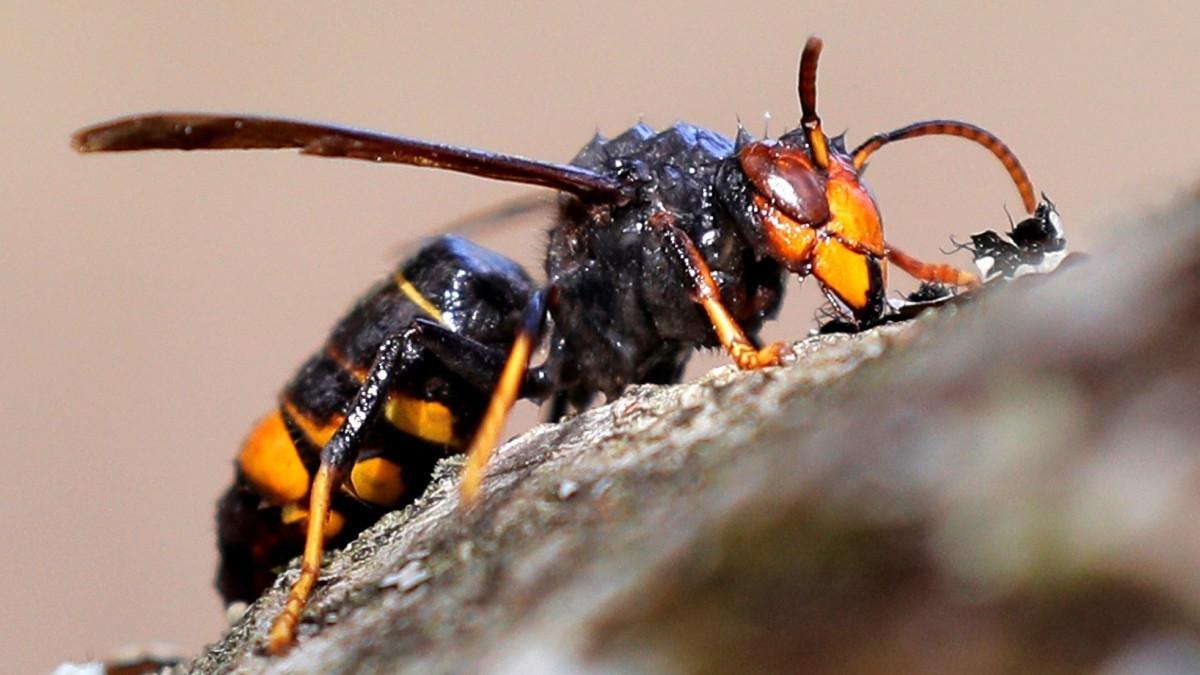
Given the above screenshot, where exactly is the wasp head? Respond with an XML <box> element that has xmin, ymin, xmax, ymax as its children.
<box><xmin>722</xmin><ymin>37</ymin><xmax>1041</xmax><ymax>326</ymax></box>
<box><xmin>727</xmin><ymin>37</ymin><xmax>888</xmax><ymax>324</ymax></box>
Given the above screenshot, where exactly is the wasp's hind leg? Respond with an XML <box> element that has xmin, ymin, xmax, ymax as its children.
<box><xmin>651</xmin><ymin>212</ymin><xmax>784</xmax><ymax>370</ymax></box>
<box><xmin>265</xmin><ymin>312</ymin><xmax>560</xmax><ymax>652</ymax></box>
<box><xmin>265</xmin><ymin>331</ymin><xmax>416</xmax><ymax>655</ymax></box>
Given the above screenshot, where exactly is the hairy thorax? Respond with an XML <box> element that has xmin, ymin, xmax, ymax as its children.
<box><xmin>545</xmin><ymin>122</ymin><xmax>786</xmax><ymax>398</ymax></box>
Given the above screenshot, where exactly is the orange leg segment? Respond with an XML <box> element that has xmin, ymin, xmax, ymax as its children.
<box><xmin>263</xmin><ymin>331</ymin><xmax>411</xmax><ymax>654</ymax></box>
<box><xmin>886</xmin><ymin>245</ymin><xmax>980</xmax><ymax>288</ymax></box>
<box><xmin>701</xmin><ymin>297</ymin><xmax>785</xmax><ymax>369</ymax></box>
<box><xmin>266</xmin><ymin>463</ymin><xmax>336</xmax><ymax>655</ymax></box>
<box><xmin>653</xmin><ymin>212</ymin><xmax>783</xmax><ymax>370</ymax></box>
<box><xmin>459</xmin><ymin>333</ymin><xmax>533</xmax><ymax>506</ymax></box>
<box><xmin>459</xmin><ymin>290</ymin><xmax>549</xmax><ymax>507</ymax></box>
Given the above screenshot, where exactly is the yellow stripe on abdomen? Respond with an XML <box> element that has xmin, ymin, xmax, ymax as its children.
<box><xmin>350</xmin><ymin>456</ymin><xmax>407</xmax><ymax>507</ymax></box>
<box><xmin>282</xmin><ymin>399</ymin><xmax>344</xmax><ymax>448</ymax></box>
<box><xmin>285</xmin><ymin>365</ymin><xmax>456</xmax><ymax>448</ymax></box>
<box><xmin>394</xmin><ymin>271</ymin><xmax>444</xmax><ymax>324</ymax></box>
<box><xmin>384</xmin><ymin>393</ymin><xmax>459</xmax><ymax>447</ymax></box>
<box><xmin>237</xmin><ymin>409</ymin><xmax>310</xmax><ymax>505</ymax></box>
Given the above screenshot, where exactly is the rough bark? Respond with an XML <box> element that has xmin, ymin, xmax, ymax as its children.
<box><xmin>182</xmin><ymin>190</ymin><xmax>1200</xmax><ymax>674</ymax></box>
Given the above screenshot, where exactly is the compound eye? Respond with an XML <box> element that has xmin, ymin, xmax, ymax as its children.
<box><xmin>739</xmin><ymin>142</ymin><xmax>830</xmax><ymax>226</ymax></box>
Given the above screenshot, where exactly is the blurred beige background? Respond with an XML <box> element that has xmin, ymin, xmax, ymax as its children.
<box><xmin>2</xmin><ymin>2</ymin><xmax>1197</xmax><ymax>672</ymax></box>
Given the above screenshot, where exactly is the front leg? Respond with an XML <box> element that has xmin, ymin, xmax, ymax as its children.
<box><xmin>651</xmin><ymin>212</ymin><xmax>784</xmax><ymax>370</ymax></box>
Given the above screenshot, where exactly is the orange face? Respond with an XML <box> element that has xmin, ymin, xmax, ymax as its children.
<box><xmin>739</xmin><ymin>140</ymin><xmax>887</xmax><ymax>322</ymax></box>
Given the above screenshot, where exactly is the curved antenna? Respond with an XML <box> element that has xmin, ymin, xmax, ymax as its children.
<box><xmin>850</xmin><ymin>120</ymin><xmax>1036</xmax><ymax>214</ymax></box>
<box><xmin>798</xmin><ymin>37</ymin><xmax>830</xmax><ymax>168</ymax></box>
<box><xmin>72</xmin><ymin>113</ymin><xmax>626</xmax><ymax>201</ymax></box>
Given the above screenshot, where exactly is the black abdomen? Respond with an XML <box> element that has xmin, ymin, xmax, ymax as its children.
<box><xmin>216</xmin><ymin>235</ymin><xmax>534</xmax><ymax>602</ymax></box>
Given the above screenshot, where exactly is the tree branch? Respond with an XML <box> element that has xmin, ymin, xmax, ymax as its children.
<box><xmin>185</xmin><ymin>191</ymin><xmax>1200</xmax><ymax>674</ymax></box>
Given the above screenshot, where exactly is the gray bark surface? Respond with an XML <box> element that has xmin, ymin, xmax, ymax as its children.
<box><xmin>185</xmin><ymin>192</ymin><xmax>1200</xmax><ymax>674</ymax></box>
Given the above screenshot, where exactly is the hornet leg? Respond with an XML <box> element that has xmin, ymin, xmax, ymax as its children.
<box><xmin>459</xmin><ymin>289</ymin><xmax>551</xmax><ymax>507</ymax></box>
<box><xmin>265</xmin><ymin>330</ymin><xmax>411</xmax><ymax>655</ymax></box>
<box><xmin>408</xmin><ymin>317</ymin><xmax>556</xmax><ymax>401</ymax></box>
<box><xmin>652</xmin><ymin>211</ymin><xmax>784</xmax><ymax>370</ymax></box>
<box><xmin>266</xmin><ymin>312</ymin><xmax>561</xmax><ymax>651</ymax></box>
